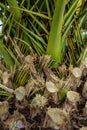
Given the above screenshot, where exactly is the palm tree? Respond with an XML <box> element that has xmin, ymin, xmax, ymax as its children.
<box><xmin>0</xmin><ymin>0</ymin><xmax>87</xmax><ymax>118</ymax></box>
<box><xmin>0</xmin><ymin>0</ymin><xmax>87</xmax><ymax>70</ymax></box>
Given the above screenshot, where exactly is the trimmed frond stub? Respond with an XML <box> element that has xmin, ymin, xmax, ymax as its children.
<box><xmin>79</xmin><ymin>127</ymin><xmax>87</xmax><ymax>130</ymax></box>
<box><xmin>82</xmin><ymin>81</ymin><xmax>87</xmax><ymax>99</ymax></box>
<box><xmin>2</xmin><ymin>71</ymin><xmax>11</xmax><ymax>85</ymax></box>
<box><xmin>0</xmin><ymin>101</ymin><xmax>9</xmax><ymax>121</ymax></box>
<box><xmin>80</xmin><ymin>58</ymin><xmax>87</xmax><ymax>69</ymax></box>
<box><xmin>3</xmin><ymin>111</ymin><xmax>28</xmax><ymax>130</ymax></box>
<box><xmin>80</xmin><ymin>59</ymin><xmax>87</xmax><ymax>77</ymax></box>
<box><xmin>83</xmin><ymin>102</ymin><xmax>87</xmax><ymax>115</ymax></box>
<box><xmin>14</xmin><ymin>87</ymin><xmax>26</xmax><ymax>101</ymax></box>
<box><xmin>30</xmin><ymin>94</ymin><xmax>47</xmax><ymax>108</ymax></box>
<box><xmin>46</xmin><ymin>81</ymin><xmax>59</xmax><ymax>93</ymax></box>
<box><xmin>44</xmin><ymin>108</ymin><xmax>69</xmax><ymax>129</ymax></box>
<box><xmin>30</xmin><ymin>94</ymin><xmax>47</xmax><ymax>118</ymax></box>
<box><xmin>64</xmin><ymin>91</ymin><xmax>81</xmax><ymax>112</ymax></box>
<box><xmin>70</xmin><ymin>67</ymin><xmax>82</xmax><ymax>78</ymax></box>
<box><xmin>66</xmin><ymin>91</ymin><xmax>80</xmax><ymax>103</ymax></box>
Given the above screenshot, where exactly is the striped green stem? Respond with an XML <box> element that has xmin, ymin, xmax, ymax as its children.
<box><xmin>46</xmin><ymin>0</ymin><xmax>66</xmax><ymax>63</ymax></box>
<box><xmin>7</xmin><ymin>0</ymin><xmax>21</xmax><ymax>21</ymax></box>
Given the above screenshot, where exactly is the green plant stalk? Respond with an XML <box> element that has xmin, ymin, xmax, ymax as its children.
<box><xmin>63</xmin><ymin>0</ymin><xmax>79</xmax><ymax>38</ymax></box>
<box><xmin>7</xmin><ymin>0</ymin><xmax>21</xmax><ymax>21</ymax></box>
<box><xmin>0</xmin><ymin>41</ymin><xmax>14</xmax><ymax>70</ymax></box>
<box><xmin>64</xmin><ymin>0</ymin><xmax>78</xmax><ymax>26</ymax></box>
<box><xmin>46</xmin><ymin>0</ymin><xmax>66</xmax><ymax>63</ymax></box>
